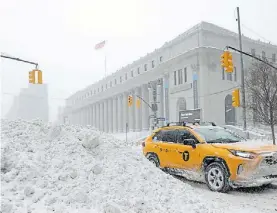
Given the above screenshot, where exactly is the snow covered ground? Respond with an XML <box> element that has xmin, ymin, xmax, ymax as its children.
<box><xmin>1</xmin><ymin>119</ymin><xmax>214</xmax><ymax>213</ymax></box>
<box><xmin>1</xmin><ymin>119</ymin><xmax>276</xmax><ymax>213</ymax></box>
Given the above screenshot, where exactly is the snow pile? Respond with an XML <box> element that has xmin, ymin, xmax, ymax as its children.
<box><xmin>1</xmin><ymin>119</ymin><xmax>215</xmax><ymax>213</ymax></box>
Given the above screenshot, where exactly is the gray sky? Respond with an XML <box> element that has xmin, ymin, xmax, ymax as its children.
<box><xmin>1</xmin><ymin>0</ymin><xmax>276</xmax><ymax>121</ymax></box>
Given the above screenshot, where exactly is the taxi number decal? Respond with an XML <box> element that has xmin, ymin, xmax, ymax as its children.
<box><xmin>183</xmin><ymin>151</ymin><xmax>190</xmax><ymax>161</ymax></box>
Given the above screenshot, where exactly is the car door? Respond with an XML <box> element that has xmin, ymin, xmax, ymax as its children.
<box><xmin>158</xmin><ymin>129</ymin><xmax>179</xmax><ymax>168</ymax></box>
<box><xmin>171</xmin><ymin>129</ymin><xmax>202</xmax><ymax>171</ymax></box>
<box><xmin>152</xmin><ymin>129</ymin><xmax>179</xmax><ymax>168</ymax></box>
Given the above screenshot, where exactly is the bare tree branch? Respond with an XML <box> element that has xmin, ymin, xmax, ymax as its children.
<box><xmin>246</xmin><ymin>62</ymin><xmax>277</xmax><ymax>145</ymax></box>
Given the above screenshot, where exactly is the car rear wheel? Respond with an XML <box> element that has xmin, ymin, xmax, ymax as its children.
<box><xmin>205</xmin><ymin>162</ymin><xmax>231</xmax><ymax>193</ymax></box>
<box><xmin>147</xmin><ymin>154</ymin><xmax>160</xmax><ymax>168</ymax></box>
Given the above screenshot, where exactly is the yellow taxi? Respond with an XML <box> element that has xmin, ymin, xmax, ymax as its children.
<box><xmin>142</xmin><ymin>122</ymin><xmax>277</xmax><ymax>192</ymax></box>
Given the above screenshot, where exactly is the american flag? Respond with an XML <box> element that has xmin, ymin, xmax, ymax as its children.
<box><xmin>94</xmin><ymin>40</ymin><xmax>106</xmax><ymax>50</ymax></box>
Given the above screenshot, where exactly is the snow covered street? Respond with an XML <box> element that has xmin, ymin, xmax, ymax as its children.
<box><xmin>1</xmin><ymin>120</ymin><xmax>277</xmax><ymax>213</ymax></box>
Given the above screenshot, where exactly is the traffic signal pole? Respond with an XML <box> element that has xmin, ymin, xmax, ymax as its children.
<box><xmin>0</xmin><ymin>54</ymin><xmax>38</xmax><ymax>69</ymax></box>
<box><xmin>236</xmin><ymin>7</ymin><xmax>247</xmax><ymax>132</ymax></box>
<box><xmin>226</xmin><ymin>46</ymin><xmax>277</xmax><ymax>70</ymax></box>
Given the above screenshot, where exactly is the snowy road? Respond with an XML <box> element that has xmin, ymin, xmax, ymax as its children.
<box><xmin>129</xmin><ymin>145</ymin><xmax>277</xmax><ymax>213</ymax></box>
<box><xmin>173</xmin><ymin>175</ymin><xmax>277</xmax><ymax>213</ymax></box>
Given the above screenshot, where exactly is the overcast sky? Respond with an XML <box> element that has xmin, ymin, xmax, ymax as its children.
<box><xmin>1</xmin><ymin>0</ymin><xmax>276</xmax><ymax>122</ymax></box>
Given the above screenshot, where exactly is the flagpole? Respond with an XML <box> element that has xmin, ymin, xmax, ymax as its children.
<box><xmin>104</xmin><ymin>54</ymin><xmax>107</xmax><ymax>77</ymax></box>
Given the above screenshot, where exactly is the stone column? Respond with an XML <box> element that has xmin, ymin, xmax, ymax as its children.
<box><xmin>141</xmin><ymin>84</ymin><xmax>149</xmax><ymax>131</ymax></box>
<box><xmin>87</xmin><ymin>107</ymin><xmax>91</xmax><ymax>125</ymax></box>
<box><xmin>90</xmin><ymin>105</ymin><xmax>93</xmax><ymax>126</ymax></box>
<box><xmin>96</xmin><ymin>103</ymin><xmax>100</xmax><ymax>129</ymax></box>
<box><xmin>148</xmin><ymin>83</ymin><xmax>154</xmax><ymax>131</ymax></box>
<box><xmin>135</xmin><ymin>87</ymin><xmax>141</xmax><ymax>131</ymax></box>
<box><xmin>156</xmin><ymin>78</ymin><xmax>164</xmax><ymax>127</ymax></box>
<box><xmin>113</xmin><ymin>97</ymin><xmax>117</xmax><ymax>133</ymax></box>
<box><xmin>92</xmin><ymin>104</ymin><xmax>96</xmax><ymax>127</ymax></box>
<box><xmin>81</xmin><ymin>108</ymin><xmax>85</xmax><ymax>126</ymax></box>
<box><xmin>122</xmin><ymin>92</ymin><xmax>128</xmax><ymax>132</ymax></box>
<box><xmin>117</xmin><ymin>95</ymin><xmax>123</xmax><ymax>132</ymax></box>
<box><xmin>108</xmin><ymin>98</ymin><xmax>113</xmax><ymax>133</ymax></box>
<box><xmin>163</xmin><ymin>73</ymin><xmax>170</xmax><ymax>124</ymax></box>
<box><xmin>100</xmin><ymin>102</ymin><xmax>104</xmax><ymax>131</ymax></box>
<box><xmin>128</xmin><ymin>90</ymin><xmax>135</xmax><ymax>132</ymax></box>
<box><xmin>104</xmin><ymin>100</ymin><xmax>108</xmax><ymax>132</ymax></box>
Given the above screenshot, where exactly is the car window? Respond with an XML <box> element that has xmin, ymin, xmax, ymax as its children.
<box><xmin>162</xmin><ymin>130</ymin><xmax>176</xmax><ymax>143</ymax></box>
<box><xmin>152</xmin><ymin>131</ymin><xmax>163</xmax><ymax>142</ymax></box>
<box><xmin>176</xmin><ymin>129</ymin><xmax>198</xmax><ymax>144</ymax></box>
<box><xmin>152</xmin><ymin>130</ymin><xmax>176</xmax><ymax>143</ymax></box>
<box><xmin>193</xmin><ymin>127</ymin><xmax>242</xmax><ymax>143</ymax></box>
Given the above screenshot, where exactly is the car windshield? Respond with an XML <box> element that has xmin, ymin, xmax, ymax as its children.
<box><xmin>193</xmin><ymin>127</ymin><xmax>242</xmax><ymax>143</ymax></box>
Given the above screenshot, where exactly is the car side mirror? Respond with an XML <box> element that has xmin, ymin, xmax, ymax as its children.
<box><xmin>182</xmin><ymin>139</ymin><xmax>196</xmax><ymax>149</ymax></box>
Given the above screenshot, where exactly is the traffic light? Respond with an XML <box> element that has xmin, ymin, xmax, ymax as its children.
<box><xmin>232</xmin><ymin>89</ymin><xmax>240</xmax><ymax>107</ymax></box>
<box><xmin>29</xmin><ymin>70</ymin><xmax>35</xmax><ymax>84</ymax></box>
<box><xmin>128</xmin><ymin>95</ymin><xmax>133</xmax><ymax>107</ymax></box>
<box><xmin>221</xmin><ymin>51</ymin><xmax>234</xmax><ymax>73</ymax></box>
<box><xmin>29</xmin><ymin>69</ymin><xmax>43</xmax><ymax>84</ymax></box>
<box><xmin>37</xmin><ymin>70</ymin><xmax>43</xmax><ymax>84</ymax></box>
<box><xmin>136</xmin><ymin>98</ymin><xmax>141</xmax><ymax>108</ymax></box>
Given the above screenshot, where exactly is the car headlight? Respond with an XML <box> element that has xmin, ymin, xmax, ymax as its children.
<box><xmin>229</xmin><ymin>150</ymin><xmax>257</xmax><ymax>159</ymax></box>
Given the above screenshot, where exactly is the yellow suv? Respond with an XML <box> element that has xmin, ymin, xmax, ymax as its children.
<box><xmin>142</xmin><ymin>122</ymin><xmax>277</xmax><ymax>192</ymax></box>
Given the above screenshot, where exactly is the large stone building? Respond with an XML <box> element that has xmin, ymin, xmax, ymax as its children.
<box><xmin>63</xmin><ymin>21</ymin><xmax>277</xmax><ymax>133</ymax></box>
<box><xmin>6</xmin><ymin>84</ymin><xmax>49</xmax><ymax>122</ymax></box>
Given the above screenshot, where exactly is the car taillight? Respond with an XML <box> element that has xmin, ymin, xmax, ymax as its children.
<box><xmin>142</xmin><ymin>142</ymin><xmax>145</xmax><ymax>147</ymax></box>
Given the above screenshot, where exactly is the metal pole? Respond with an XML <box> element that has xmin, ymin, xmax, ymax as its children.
<box><xmin>125</xmin><ymin>122</ymin><xmax>128</xmax><ymax>143</ymax></box>
<box><xmin>237</xmin><ymin>7</ymin><xmax>247</xmax><ymax>132</ymax></box>
<box><xmin>1</xmin><ymin>54</ymin><xmax>38</xmax><ymax>68</ymax></box>
<box><xmin>104</xmin><ymin>55</ymin><xmax>107</xmax><ymax>77</ymax></box>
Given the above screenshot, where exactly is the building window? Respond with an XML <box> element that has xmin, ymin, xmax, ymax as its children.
<box><xmin>178</xmin><ymin>69</ymin><xmax>183</xmax><ymax>84</ymax></box>
<box><xmin>106</xmin><ymin>84</ymin><xmax>108</xmax><ymax>89</ymax></box>
<box><xmin>227</xmin><ymin>72</ymin><xmax>232</xmax><ymax>81</ymax></box>
<box><xmin>262</xmin><ymin>51</ymin><xmax>266</xmax><ymax>60</ymax></box>
<box><xmin>120</xmin><ymin>76</ymin><xmax>122</xmax><ymax>83</ymax></box>
<box><xmin>222</xmin><ymin>67</ymin><xmax>225</xmax><ymax>80</ymax></box>
<box><xmin>137</xmin><ymin>67</ymin><xmax>140</xmax><ymax>74</ymax></box>
<box><xmin>234</xmin><ymin>67</ymin><xmax>237</xmax><ymax>81</ymax></box>
<box><xmin>174</xmin><ymin>71</ymin><xmax>177</xmax><ymax>85</ymax></box>
<box><xmin>272</xmin><ymin>53</ymin><xmax>276</xmax><ymax>63</ymax></box>
<box><xmin>94</xmin><ymin>90</ymin><xmax>96</xmax><ymax>94</ymax></box>
<box><xmin>152</xmin><ymin>60</ymin><xmax>155</xmax><ymax>68</ymax></box>
<box><xmin>110</xmin><ymin>81</ymin><xmax>112</xmax><ymax>87</ymax></box>
<box><xmin>101</xmin><ymin>86</ymin><xmax>103</xmax><ymax>91</ymax></box>
<box><xmin>144</xmin><ymin>64</ymin><xmax>147</xmax><ymax>71</ymax></box>
<box><xmin>114</xmin><ymin>79</ymin><xmax>117</xmax><ymax>85</ymax></box>
<box><xmin>251</xmin><ymin>48</ymin><xmax>255</xmax><ymax>56</ymax></box>
<box><xmin>184</xmin><ymin>67</ymin><xmax>187</xmax><ymax>82</ymax></box>
<box><xmin>131</xmin><ymin>70</ymin><xmax>134</xmax><ymax>77</ymax></box>
<box><xmin>160</xmin><ymin>56</ymin><xmax>163</xmax><ymax>62</ymax></box>
<box><xmin>125</xmin><ymin>73</ymin><xmax>127</xmax><ymax>80</ymax></box>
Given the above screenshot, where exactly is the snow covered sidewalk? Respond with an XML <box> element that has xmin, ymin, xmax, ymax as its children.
<box><xmin>1</xmin><ymin>119</ymin><xmax>215</xmax><ymax>213</ymax></box>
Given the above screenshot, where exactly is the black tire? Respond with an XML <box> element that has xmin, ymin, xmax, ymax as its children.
<box><xmin>146</xmin><ymin>154</ymin><xmax>160</xmax><ymax>168</ymax></box>
<box><xmin>205</xmin><ymin>162</ymin><xmax>231</xmax><ymax>193</ymax></box>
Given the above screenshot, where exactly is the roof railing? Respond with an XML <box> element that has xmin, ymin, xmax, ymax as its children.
<box><xmin>164</xmin><ymin>121</ymin><xmax>216</xmax><ymax>128</ymax></box>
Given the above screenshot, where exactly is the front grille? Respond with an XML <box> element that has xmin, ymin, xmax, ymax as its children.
<box><xmin>264</xmin><ymin>174</ymin><xmax>277</xmax><ymax>179</ymax></box>
<box><xmin>264</xmin><ymin>154</ymin><xmax>277</xmax><ymax>165</ymax></box>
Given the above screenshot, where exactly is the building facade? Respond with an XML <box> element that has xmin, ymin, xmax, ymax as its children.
<box><xmin>63</xmin><ymin>21</ymin><xmax>277</xmax><ymax>133</ymax></box>
<box><xmin>6</xmin><ymin>84</ymin><xmax>49</xmax><ymax>122</ymax></box>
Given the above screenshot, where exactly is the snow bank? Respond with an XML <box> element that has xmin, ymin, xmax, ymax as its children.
<box><xmin>1</xmin><ymin>119</ymin><xmax>214</xmax><ymax>213</ymax></box>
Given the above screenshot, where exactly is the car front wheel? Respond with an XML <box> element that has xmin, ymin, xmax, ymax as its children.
<box><xmin>147</xmin><ymin>154</ymin><xmax>160</xmax><ymax>168</ymax></box>
<box><xmin>205</xmin><ymin>162</ymin><xmax>231</xmax><ymax>193</ymax></box>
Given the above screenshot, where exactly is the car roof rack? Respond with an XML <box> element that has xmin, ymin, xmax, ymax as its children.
<box><xmin>164</xmin><ymin>121</ymin><xmax>216</xmax><ymax>128</ymax></box>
